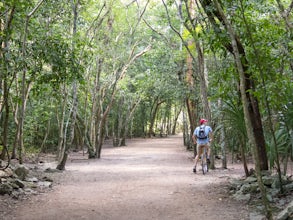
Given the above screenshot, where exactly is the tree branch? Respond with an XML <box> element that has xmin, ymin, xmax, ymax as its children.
<box><xmin>161</xmin><ymin>0</ymin><xmax>196</xmax><ymax>61</ymax></box>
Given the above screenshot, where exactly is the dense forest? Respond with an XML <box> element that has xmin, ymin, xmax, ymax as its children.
<box><xmin>0</xmin><ymin>0</ymin><xmax>292</xmax><ymax>218</ymax></box>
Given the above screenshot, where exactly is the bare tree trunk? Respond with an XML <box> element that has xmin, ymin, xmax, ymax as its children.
<box><xmin>39</xmin><ymin>117</ymin><xmax>51</xmax><ymax>153</ymax></box>
<box><xmin>171</xmin><ymin>104</ymin><xmax>182</xmax><ymax>135</ymax></box>
<box><xmin>217</xmin><ymin>99</ymin><xmax>227</xmax><ymax>169</ymax></box>
<box><xmin>148</xmin><ymin>99</ymin><xmax>164</xmax><ymax>137</ymax></box>
<box><xmin>56</xmin><ymin>101</ymin><xmax>72</xmax><ymax>170</ymax></box>
<box><xmin>0</xmin><ymin>82</ymin><xmax>10</xmax><ymax>161</ymax></box>
<box><xmin>12</xmin><ymin>96</ymin><xmax>19</xmax><ymax>159</ymax></box>
<box><xmin>68</xmin><ymin>0</ymin><xmax>79</xmax><ymax>147</ymax></box>
<box><xmin>185</xmin><ymin>99</ymin><xmax>197</xmax><ymax>153</ymax></box>
<box><xmin>195</xmin><ymin>40</ymin><xmax>214</xmax><ymax>168</ymax></box>
<box><xmin>17</xmin><ymin>80</ymin><xmax>33</xmax><ymax>163</ymax></box>
<box><xmin>199</xmin><ymin>0</ymin><xmax>268</xmax><ymax>171</ymax></box>
<box><xmin>56</xmin><ymin>85</ymin><xmax>68</xmax><ymax>160</ymax></box>
<box><xmin>240</xmin><ymin>140</ymin><xmax>249</xmax><ymax>177</ymax></box>
<box><xmin>56</xmin><ymin>0</ymin><xmax>81</xmax><ymax>170</ymax></box>
<box><xmin>120</xmin><ymin>98</ymin><xmax>141</xmax><ymax>146</ymax></box>
<box><xmin>89</xmin><ymin>57</ymin><xmax>103</xmax><ymax>157</ymax></box>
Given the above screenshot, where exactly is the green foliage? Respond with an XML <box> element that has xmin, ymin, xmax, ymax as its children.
<box><xmin>266</xmin><ymin>126</ymin><xmax>291</xmax><ymax>169</ymax></box>
<box><xmin>218</xmin><ymin>100</ymin><xmax>247</xmax><ymax>153</ymax></box>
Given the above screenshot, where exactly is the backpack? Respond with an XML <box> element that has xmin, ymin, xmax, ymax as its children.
<box><xmin>197</xmin><ymin>125</ymin><xmax>207</xmax><ymax>139</ymax></box>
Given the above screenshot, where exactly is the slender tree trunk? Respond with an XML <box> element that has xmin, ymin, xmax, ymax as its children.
<box><xmin>0</xmin><ymin>7</ymin><xmax>15</xmax><ymax>160</ymax></box>
<box><xmin>171</xmin><ymin>105</ymin><xmax>182</xmax><ymax>135</ymax></box>
<box><xmin>185</xmin><ymin>99</ymin><xmax>197</xmax><ymax>153</ymax></box>
<box><xmin>239</xmin><ymin>0</ymin><xmax>283</xmax><ymax>191</ymax></box>
<box><xmin>69</xmin><ymin>0</ymin><xmax>79</xmax><ymax>147</ymax></box>
<box><xmin>12</xmin><ymin>98</ymin><xmax>19</xmax><ymax>159</ymax></box>
<box><xmin>240</xmin><ymin>141</ymin><xmax>249</xmax><ymax>177</ymax></box>
<box><xmin>39</xmin><ymin>116</ymin><xmax>51</xmax><ymax>153</ymax></box>
<box><xmin>196</xmin><ymin>40</ymin><xmax>214</xmax><ymax>168</ymax></box>
<box><xmin>217</xmin><ymin>99</ymin><xmax>227</xmax><ymax>169</ymax></box>
<box><xmin>0</xmin><ymin>82</ymin><xmax>10</xmax><ymax>161</ymax></box>
<box><xmin>120</xmin><ymin>99</ymin><xmax>141</xmax><ymax>146</ymax></box>
<box><xmin>199</xmin><ymin>0</ymin><xmax>268</xmax><ymax>171</ymax></box>
<box><xmin>56</xmin><ymin>0</ymin><xmax>81</xmax><ymax>170</ymax></box>
<box><xmin>56</xmin><ymin>85</ymin><xmax>68</xmax><ymax>160</ymax></box>
<box><xmin>17</xmin><ymin>80</ymin><xmax>32</xmax><ymax>163</ymax></box>
<box><xmin>148</xmin><ymin>100</ymin><xmax>164</xmax><ymax>137</ymax></box>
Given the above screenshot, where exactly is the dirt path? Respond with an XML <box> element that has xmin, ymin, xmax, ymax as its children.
<box><xmin>4</xmin><ymin>135</ymin><xmax>250</xmax><ymax>220</ymax></box>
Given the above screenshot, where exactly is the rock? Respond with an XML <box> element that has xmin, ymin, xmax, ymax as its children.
<box><xmin>26</xmin><ymin>177</ymin><xmax>38</xmax><ymax>182</ymax></box>
<box><xmin>37</xmin><ymin>181</ymin><xmax>53</xmax><ymax>188</ymax></box>
<box><xmin>243</xmin><ymin>176</ymin><xmax>257</xmax><ymax>184</ymax></box>
<box><xmin>283</xmin><ymin>182</ymin><xmax>293</xmax><ymax>191</ymax></box>
<box><xmin>240</xmin><ymin>183</ymin><xmax>259</xmax><ymax>194</ymax></box>
<box><xmin>14</xmin><ymin>165</ymin><xmax>29</xmax><ymax>180</ymax></box>
<box><xmin>232</xmin><ymin>191</ymin><xmax>251</xmax><ymax>202</ymax></box>
<box><xmin>0</xmin><ymin>183</ymin><xmax>13</xmax><ymax>195</ymax></box>
<box><xmin>228</xmin><ymin>178</ymin><xmax>243</xmax><ymax>190</ymax></box>
<box><xmin>14</xmin><ymin>179</ymin><xmax>25</xmax><ymax>188</ymax></box>
<box><xmin>267</xmin><ymin>188</ymin><xmax>279</xmax><ymax>198</ymax></box>
<box><xmin>262</xmin><ymin>175</ymin><xmax>274</xmax><ymax>186</ymax></box>
<box><xmin>276</xmin><ymin>200</ymin><xmax>293</xmax><ymax>220</ymax></box>
<box><xmin>42</xmin><ymin>176</ymin><xmax>53</xmax><ymax>182</ymax></box>
<box><xmin>272</xmin><ymin>175</ymin><xmax>290</xmax><ymax>189</ymax></box>
<box><xmin>0</xmin><ymin>168</ymin><xmax>14</xmax><ymax>178</ymax></box>
<box><xmin>249</xmin><ymin>211</ymin><xmax>266</xmax><ymax>220</ymax></box>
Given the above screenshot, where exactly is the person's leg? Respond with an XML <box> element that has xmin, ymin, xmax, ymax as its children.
<box><xmin>193</xmin><ymin>145</ymin><xmax>203</xmax><ymax>173</ymax></box>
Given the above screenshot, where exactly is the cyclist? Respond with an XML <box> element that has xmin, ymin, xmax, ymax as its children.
<box><xmin>192</xmin><ymin>119</ymin><xmax>213</xmax><ymax>173</ymax></box>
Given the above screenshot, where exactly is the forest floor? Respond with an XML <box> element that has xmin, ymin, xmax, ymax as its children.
<box><xmin>1</xmin><ymin>134</ymin><xmax>256</xmax><ymax>220</ymax></box>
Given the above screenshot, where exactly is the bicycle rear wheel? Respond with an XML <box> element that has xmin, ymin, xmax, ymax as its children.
<box><xmin>201</xmin><ymin>155</ymin><xmax>208</xmax><ymax>175</ymax></box>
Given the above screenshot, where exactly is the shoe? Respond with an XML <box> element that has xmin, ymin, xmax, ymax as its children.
<box><xmin>193</xmin><ymin>166</ymin><xmax>196</xmax><ymax>173</ymax></box>
<box><xmin>207</xmin><ymin>158</ymin><xmax>210</xmax><ymax>164</ymax></box>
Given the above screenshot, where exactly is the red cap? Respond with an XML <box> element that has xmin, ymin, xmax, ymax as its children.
<box><xmin>200</xmin><ymin>119</ymin><xmax>208</xmax><ymax>124</ymax></box>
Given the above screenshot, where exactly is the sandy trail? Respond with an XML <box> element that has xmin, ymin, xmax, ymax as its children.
<box><xmin>4</xmin><ymin>135</ymin><xmax>249</xmax><ymax>220</ymax></box>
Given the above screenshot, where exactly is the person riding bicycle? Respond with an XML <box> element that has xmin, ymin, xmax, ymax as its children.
<box><xmin>192</xmin><ymin>119</ymin><xmax>213</xmax><ymax>173</ymax></box>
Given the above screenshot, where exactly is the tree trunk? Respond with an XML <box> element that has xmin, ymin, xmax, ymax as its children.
<box><xmin>0</xmin><ymin>7</ymin><xmax>15</xmax><ymax>160</ymax></box>
<box><xmin>195</xmin><ymin>40</ymin><xmax>214</xmax><ymax>168</ymax></box>
<box><xmin>148</xmin><ymin>99</ymin><xmax>164</xmax><ymax>137</ymax></box>
<box><xmin>199</xmin><ymin>0</ymin><xmax>268</xmax><ymax>171</ymax></box>
<box><xmin>17</xmin><ymin>79</ymin><xmax>33</xmax><ymax>163</ymax></box>
<box><xmin>240</xmin><ymin>141</ymin><xmax>249</xmax><ymax>177</ymax></box>
<box><xmin>56</xmin><ymin>85</ymin><xmax>68</xmax><ymax>161</ymax></box>
<box><xmin>56</xmin><ymin>0</ymin><xmax>81</xmax><ymax>171</ymax></box>
<box><xmin>39</xmin><ymin>118</ymin><xmax>51</xmax><ymax>153</ymax></box>
<box><xmin>120</xmin><ymin>99</ymin><xmax>141</xmax><ymax>146</ymax></box>
<box><xmin>185</xmin><ymin>99</ymin><xmax>197</xmax><ymax>153</ymax></box>
<box><xmin>171</xmin><ymin>104</ymin><xmax>182</xmax><ymax>135</ymax></box>
<box><xmin>211</xmin><ymin>1</ymin><xmax>272</xmax><ymax>218</ymax></box>
<box><xmin>0</xmin><ymin>82</ymin><xmax>10</xmax><ymax>161</ymax></box>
